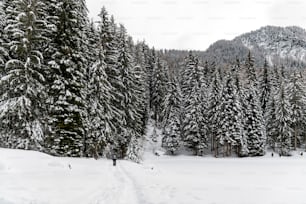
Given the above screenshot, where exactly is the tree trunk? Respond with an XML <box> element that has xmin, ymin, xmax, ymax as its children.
<box><xmin>215</xmin><ymin>142</ymin><xmax>219</xmax><ymax>157</ymax></box>
<box><xmin>211</xmin><ymin>134</ymin><xmax>215</xmax><ymax>152</ymax></box>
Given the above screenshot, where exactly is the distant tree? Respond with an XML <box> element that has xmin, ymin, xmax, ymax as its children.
<box><xmin>232</xmin><ymin>61</ymin><xmax>248</xmax><ymax>156</ymax></box>
<box><xmin>146</xmin><ymin>48</ymin><xmax>156</xmax><ymax>117</ymax></box>
<box><xmin>244</xmin><ymin>89</ymin><xmax>266</xmax><ymax>156</ymax></box>
<box><xmin>288</xmin><ymin>71</ymin><xmax>305</xmax><ymax>150</ymax></box>
<box><xmin>265</xmin><ymin>97</ymin><xmax>278</xmax><ymax>151</ymax></box>
<box><xmin>245</xmin><ymin>51</ymin><xmax>257</xmax><ymax>88</ymax></box>
<box><xmin>259</xmin><ymin>59</ymin><xmax>271</xmax><ymax>113</ymax></box>
<box><xmin>275</xmin><ymin>82</ymin><xmax>292</xmax><ymax>156</ymax></box>
<box><xmin>182</xmin><ymin>84</ymin><xmax>207</xmax><ymax>155</ymax></box>
<box><xmin>216</xmin><ymin>66</ymin><xmax>243</xmax><ymax>157</ymax></box>
<box><xmin>243</xmin><ymin>54</ymin><xmax>266</xmax><ymax>156</ymax></box>
<box><xmin>181</xmin><ymin>52</ymin><xmax>208</xmax><ymax>155</ymax></box>
<box><xmin>181</xmin><ymin>52</ymin><xmax>202</xmax><ymax>98</ymax></box>
<box><xmin>151</xmin><ymin>57</ymin><xmax>168</xmax><ymax>124</ymax></box>
<box><xmin>130</xmin><ymin>48</ymin><xmax>148</xmax><ymax>137</ymax></box>
<box><xmin>208</xmin><ymin>67</ymin><xmax>222</xmax><ymax>155</ymax></box>
<box><xmin>162</xmin><ymin>80</ymin><xmax>181</xmax><ymax>155</ymax></box>
<box><xmin>271</xmin><ymin>65</ymin><xmax>281</xmax><ymax>93</ymax></box>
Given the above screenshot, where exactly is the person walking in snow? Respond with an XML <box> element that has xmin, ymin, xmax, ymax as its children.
<box><xmin>112</xmin><ymin>154</ymin><xmax>117</xmax><ymax>166</ymax></box>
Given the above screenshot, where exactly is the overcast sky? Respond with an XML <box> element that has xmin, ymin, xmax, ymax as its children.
<box><xmin>86</xmin><ymin>0</ymin><xmax>306</xmax><ymax>51</ymax></box>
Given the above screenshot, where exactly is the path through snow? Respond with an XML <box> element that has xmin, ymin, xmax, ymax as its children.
<box><xmin>0</xmin><ymin>148</ymin><xmax>141</xmax><ymax>204</ymax></box>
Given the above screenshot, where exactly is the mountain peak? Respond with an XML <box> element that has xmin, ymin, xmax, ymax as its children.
<box><xmin>235</xmin><ymin>25</ymin><xmax>306</xmax><ymax>65</ymax></box>
<box><xmin>203</xmin><ymin>25</ymin><xmax>306</xmax><ymax>67</ymax></box>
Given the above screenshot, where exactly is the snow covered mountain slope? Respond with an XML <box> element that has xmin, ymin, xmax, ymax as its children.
<box><xmin>1</xmin><ymin>148</ymin><xmax>306</xmax><ymax>204</ymax></box>
<box><xmin>203</xmin><ymin>26</ymin><xmax>306</xmax><ymax>67</ymax></box>
<box><xmin>235</xmin><ymin>26</ymin><xmax>306</xmax><ymax>65</ymax></box>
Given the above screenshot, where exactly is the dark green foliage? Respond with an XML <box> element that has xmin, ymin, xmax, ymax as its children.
<box><xmin>45</xmin><ymin>0</ymin><xmax>89</xmax><ymax>156</ymax></box>
<box><xmin>0</xmin><ymin>0</ymin><xmax>48</xmax><ymax>150</ymax></box>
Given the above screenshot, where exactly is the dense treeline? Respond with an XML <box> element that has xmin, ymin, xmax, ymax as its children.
<box><xmin>161</xmin><ymin>51</ymin><xmax>306</xmax><ymax>157</ymax></box>
<box><xmin>1</xmin><ymin>1</ymin><xmax>305</xmax><ymax>160</ymax></box>
<box><xmin>0</xmin><ymin>0</ymin><xmax>164</xmax><ymax>161</ymax></box>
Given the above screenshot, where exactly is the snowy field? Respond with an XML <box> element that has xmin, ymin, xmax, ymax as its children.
<box><xmin>1</xmin><ymin>148</ymin><xmax>306</xmax><ymax>204</ymax></box>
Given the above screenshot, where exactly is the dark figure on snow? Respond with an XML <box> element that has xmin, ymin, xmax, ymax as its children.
<box><xmin>112</xmin><ymin>154</ymin><xmax>117</xmax><ymax>166</ymax></box>
<box><xmin>271</xmin><ymin>152</ymin><xmax>274</xmax><ymax>157</ymax></box>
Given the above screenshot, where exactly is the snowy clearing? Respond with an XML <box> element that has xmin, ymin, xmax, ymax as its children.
<box><xmin>1</xmin><ymin>148</ymin><xmax>306</xmax><ymax>204</ymax></box>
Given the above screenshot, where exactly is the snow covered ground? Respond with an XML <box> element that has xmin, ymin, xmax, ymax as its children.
<box><xmin>1</xmin><ymin>148</ymin><xmax>306</xmax><ymax>204</ymax></box>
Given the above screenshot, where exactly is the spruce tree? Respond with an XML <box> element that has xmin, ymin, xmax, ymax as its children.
<box><xmin>245</xmin><ymin>51</ymin><xmax>257</xmax><ymax>88</ymax></box>
<box><xmin>131</xmin><ymin>48</ymin><xmax>148</xmax><ymax>137</ymax></box>
<box><xmin>216</xmin><ymin>67</ymin><xmax>243</xmax><ymax>157</ymax></box>
<box><xmin>208</xmin><ymin>67</ymin><xmax>222</xmax><ymax>155</ymax></box>
<box><xmin>182</xmin><ymin>84</ymin><xmax>207</xmax><ymax>155</ymax></box>
<box><xmin>117</xmin><ymin>25</ymin><xmax>145</xmax><ymax>158</ymax></box>
<box><xmin>151</xmin><ymin>57</ymin><xmax>168</xmax><ymax>124</ymax></box>
<box><xmin>181</xmin><ymin>52</ymin><xmax>201</xmax><ymax>98</ymax></box>
<box><xmin>265</xmin><ymin>96</ymin><xmax>278</xmax><ymax>151</ymax></box>
<box><xmin>126</xmin><ymin>62</ymin><xmax>147</xmax><ymax>162</ymax></box>
<box><xmin>85</xmin><ymin>21</ymin><xmax>114</xmax><ymax>158</ymax></box>
<box><xmin>181</xmin><ymin>53</ymin><xmax>208</xmax><ymax>155</ymax></box>
<box><xmin>146</xmin><ymin>48</ymin><xmax>156</xmax><ymax>118</ymax></box>
<box><xmin>288</xmin><ymin>71</ymin><xmax>305</xmax><ymax>150</ymax></box>
<box><xmin>243</xmin><ymin>53</ymin><xmax>266</xmax><ymax>156</ymax></box>
<box><xmin>124</xmin><ymin>37</ymin><xmax>148</xmax><ymax>162</ymax></box>
<box><xmin>275</xmin><ymin>81</ymin><xmax>292</xmax><ymax>156</ymax></box>
<box><xmin>134</xmin><ymin>41</ymin><xmax>150</xmax><ymax>125</ymax></box>
<box><xmin>232</xmin><ymin>61</ymin><xmax>248</xmax><ymax>156</ymax></box>
<box><xmin>0</xmin><ymin>1</ymin><xmax>8</xmax><ymax>78</ymax></box>
<box><xmin>97</xmin><ymin>7</ymin><xmax>127</xmax><ymax>157</ymax></box>
<box><xmin>126</xmin><ymin>129</ymin><xmax>143</xmax><ymax>163</ymax></box>
<box><xmin>264</xmin><ymin>66</ymin><xmax>280</xmax><ymax>151</ymax></box>
<box><xmin>46</xmin><ymin>0</ymin><xmax>89</xmax><ymax>157</ymax></box>
<box><xmin>116</xmin><ymin>24</ymin><xmax>133</xmax><ymax>156</ymax></box>
<box><xmin>0</xmin><ymin>0</ymin><xmax>48</xmax><ymax>149</ymax></box>
<box><xmin>162</xmin><ymin>80</ymin><xmax>181</xmax><ymax>155</ymax></box>
<box><xmin>271</xmin><ymin>65</ymin><xmax>281</xmax><ymax>93</ymax></box>
<box><xmin>140</xmin><ymin>43</ymin><xmax>154</xmax><ymax>116</ymax></box>
<box><xmin>244</xmin><ymin>89</ymin><xmax>266</xmax><ymax>156</ymax></box>
<box><xmin>259</xmin><ymin>59</ymin><xmax>271</xmax><ymax>113</ymax></box>
<box><xmin>0</xmin><ymin>1</ymin><xmax>4</xmax><ymax>27</ymax></box>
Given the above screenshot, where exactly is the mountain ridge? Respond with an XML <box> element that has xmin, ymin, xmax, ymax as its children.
<box><xmin>201</xmin><ymin>25</ymin><xmax>306</xmax><ymax>67</ymax></box>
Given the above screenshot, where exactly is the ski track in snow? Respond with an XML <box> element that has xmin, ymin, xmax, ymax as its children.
<box><xmin>86</xmin><ymin>161</ymin><xmax>140</xmax><ymax>204</ymax></box>
<box><xmin>113</xmin><ymin>162</ymin><xmax>140</xmax><ymax>204</ymax></box>
<box><xmin>90</xmin><ymin>160</ymin><xmax>149</xmax><ymax>204</ymax></box>
<box><xmin>119</xmin><ymin>162</ymin><xmax>148</xmax><ymax>204</ymax></box>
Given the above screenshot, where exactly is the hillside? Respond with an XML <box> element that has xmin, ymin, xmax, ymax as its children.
<box><xmin>201</xmin><ymin>26</ymin><xmax>306</xmax><ymax>67</ymax></box>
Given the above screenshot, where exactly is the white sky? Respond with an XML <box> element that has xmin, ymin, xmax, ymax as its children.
<box><xmin>86</xmin><ymin>0</ymin><xmax>306</xmax><ymax>50</ymax></box>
